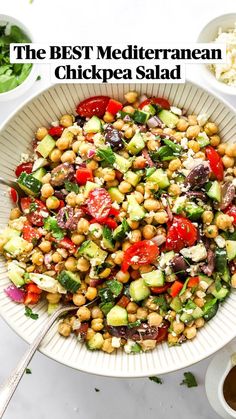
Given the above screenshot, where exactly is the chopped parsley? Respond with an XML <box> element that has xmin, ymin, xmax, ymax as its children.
<box><xmin>149</xmin><ymin>376</ymin><xmax>163</xmax><ymax>384</ymax></box>
<box><xmin>29</xmin><ymin>202</ymin><xmax>38</xmax><ymax>212</ymax></box>
<box><xmin>36</xmin><ymin>75</ymin><xmax>41</xmax><ymax>81</ymax></box>
<box><xmin>97</xmin><ymin>146</ymin><xmax>115</xmax><ymax>165</ymax></box>
<box><xmin>153</xmin><ymin>295</ymin><xmax>169</xmax><ymax>312</ymax></box>
<box><xmin>94</xmin><ymin>388</ymin><xmax>100</xmax><ymax>392</ymax></box>
<box><xmin>44</xmin><ymin>216</ymin><xmax>65</xmax><ymax>240</ymax></box>
<box><xmin>180</xmin><ymin>372</ymin><xmax>198</xmax><ymax>388</ymax></box>
<box><xmin>24</xmin><ymin>306</ymin><xmax>38</xmax><ymax>320</ymax></box>
<box><xmin>25</xmin><ymin>368</ymin><xmax>32</xmax><ymax>374</ymax></box>
<box><xmin>64</xmin><ymin>181</ymin><xmax>80</xmax><ymax>194</ymax></box>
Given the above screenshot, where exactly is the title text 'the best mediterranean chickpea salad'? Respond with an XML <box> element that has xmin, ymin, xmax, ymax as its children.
<box><xmin>1</xmin><ymin>91</ymin><xmax>236</xmax><ymax>354</ymax></box>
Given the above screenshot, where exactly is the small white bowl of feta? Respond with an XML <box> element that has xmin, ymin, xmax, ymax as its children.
<box><xmin>198</xmin><ymin>13</ymin><xmax>236</xmax><ymax>95</ymax></box>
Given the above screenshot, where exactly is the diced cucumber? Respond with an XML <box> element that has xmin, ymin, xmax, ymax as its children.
<box><xmin>198</xmin><ymin>274</ymin><xmax>213</xmax><ymax>289</ymax></box>
<box><xmin>141</xmin><ymin>270</ymin><xmax>164</xmax><ymax>287</ymax></box>
<box><xmin>0</xmin><ymin>227</ymin><xmax>20</xmax><ymax>242</ymax></box>
<box><xmin>205</xmin><ymin>181</ymin><xmax>221</xmax><ymax>203</ymax></box>
<box><xmin>8</xmin><ymin>270</ymin><xmax>25</xmax><ymax>287</ymax></box>
<box><xmin>84</xmin><ymin>181</ymin><xmax>100</xmax><ymax>198</ymax></box>
<box><xmin>211</xmin><ymin>285</ymin><xmax>229</xmax><ymax>300</ymax></box>
<box><xmin>197</xmin><ymin>132</ymin><xmax>210</xmax><ymax>148</ymax></box>
<box><xmin>226</xmin><ymin>240</ymin><xmax>236</xmax><ymax>261</ymax></box>
<box><xmin>113</xmin><ymin>219</ymin><xmax>130</xmax><ymax>241</ymax></box>
<box><xmin>129</xmin><ymin>278</ymin><xmax>150</xmax><ymax>302</ymax></box>
<box><xmin>170</xmin><ymin>296</ymin><xmax>182</xmax><ymax>313</ymax></box>
<box><xmin>106</xmin><ymin>305</ymin><xmax>128</xmax><ymax>326</ymax></box>
<box><xmin>133</xmin><ymin>109</ymin><xmax>150</xmax><ymax>124</ymax></box>
<box><xmin>222</xmin><ymin>267</ymin><xmax>230</xmax><ymax>283</ymax></box>
<box><xmin>36</xmin><ymin>134</ymin><xmax>56</xmax><ymax>158</ymax></box>
<box><xmin>192</xmin><ymin>306</ymin><xmax>203</xmax><ymax>319</ymax></box>
<box><xmin>127</xmin><ymin>195</ymin><xmax>146</xmax><ymax>221</ymax></box>
<box><xmin>17</xmin><ymin>172</ymin><xmax>42</xmax><ymax>196</ymax></box>
<box><xmin>142</xmin><ymin>104</ymin><xmax>156</xmax><ymax>116</ymax></box>
<box><xmin>180</xmin><ymin>312</ymin><xmax>193</xmax><ymax>324</ymax></box>
<box><xmin>124</xmin><ymin>170</ymin><xmax>142</xmax><ymax>187</ymax></box>
<box><xmin>126</xmin><ymin>132</ymin><xmax>145</xmax><ymax>155</ymax></box>
<box><xmin>87</xmin><ymin>333</ymin><xmax>104</xmax><ymax>350</ymax></box>
<box><xmin>84</xmin><ymin>116</ymin><xmax>102</xmax><ymax>133</ymax></box>
<box><xmin>3</xmin><ymin>236</ymin><xmax>29</xmax><ymax>257</ymax></box>
<box><xmin>185</xmin><ymin>202</ymin><xmax>204</xmax><ymax>221</ymax></box>
<box><xmin>172</xmin><ymin>196</ymin><xmax>187</xmax><ymax>214</ymax></box>
<box><xmin>148</xmin><ymin>168</ymin><xmax>170</xmax><ymax>189</ymax></box>
<box><xmin>113</xmin><ymin>153</ymin><xmax>132</xmax><ymax>173</ymax></box>
<box><xmin>203</xmin><ymin>296</ymin><xmax>218</xmax><ymax>321</ymax></box>
<box><xmin>31</xmin><ymin>167</ymin><xmax>47</xmax><ymax>182</ymax></box>
<box><xmin>78</xmin><ymin>240</ymin><xmax>107</xmax><ymax>265</ymax></box>
<box><xmin>158</xmin><ymin>110</ymin><xmax>179</xmax><ymax>128</ymax></box>
<box><xmin>58</xmin><ymin>270</ymin><xmax>81</xmax><ymax>293</ymax></box>
<box><xmin>108</xmin><ymin>187</ymin><xmax>124</xmax><ymax>203</ymax></box>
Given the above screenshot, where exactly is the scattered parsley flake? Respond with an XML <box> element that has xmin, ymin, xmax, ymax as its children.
<box><xmin>25</xmin><ymin>368</ymin><xmax>32</xmax><ymax>374</ymax></box>
<box><xmin>44</xmin><ymin>216</ymin><xmax>65</xmax><ymax>240</ymax></box>
<box><xmin>36</xmin><ymin>75</ymin><xmax>41</xmax><ymax>81</ymax></box>
<box><xmin>180</xmin><ymin>372</ymin><xmax>198</xmax><ymax>388</ymax></box>
<box><xmin>24</xmin><ymin>306</ymin><xmax>38</xmax><ymax>320</ymax></box>
<box><xmin>64</xmin><ymin>181</ymin><xmax>79</xmax><ymax>194</ymax></box>
<box><xmin>94</xmin><ymin>388</ymin><xmax>100</xmax><ymax>392</ymax></box>
<box><xmin>97</xmin><ymin>147</ymin><xmax>115</xmax><ymax>165</ymax></box>
<box><xmin>149</xmin><ymin>376</ymin><xmax>163</xmax><ymax>384</ymax></box>
<box><xmin>29</xmin><ymin>202</ymin><xmax>37</xmax><ymax>212</ymax></box>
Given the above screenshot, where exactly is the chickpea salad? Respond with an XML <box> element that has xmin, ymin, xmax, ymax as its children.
<box><xmin>1</xmin><ymin>91</ymin><xmax>236</xmax><ymax>354</ymax></box>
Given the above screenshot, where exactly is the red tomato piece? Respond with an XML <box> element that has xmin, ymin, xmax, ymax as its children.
<box><xmin>151</xmin><ymin>284</ymin><xmax>171</xmax><ymax>294</ymax></box>
<box><xmin>85</xmin><ymin>133</ymin><xmax>95</xmax><ymax>143</ymax></box>
<box><xmin>76</xmin><ymin>168</ymin><xmax>94</xmax><ymax>185</ymax></box>
<box><xmin>10</xmin><ymin>188</ymin><xmax>18</xmax><ymax>203</ymax></box>
<box><xmin>169</xmin><ymin>280</ymin><xmax>184</xmax><ymax>297</ymax></box>
<box><xmin>108</xmin><ymin>207</ymin><xmax>120</xmax><ymax>217</ymax></box>
<box><xmin>24</xmin><ymin>292</ymin><xmax>41</xmax><ymax>305</ymax></box>
<box><xmin>87</xmin><ymin>188</ymin><xmax>112</xmax><ymax>220</ymax></box>
<box><xmin>117</xmin><ymin>295</ymin><xmax>130</xmax><ymax>308</ymax></box>
<box><xmin>155</xmin><ymin>324</ymin><xmax>169</xmax><ymax>343</ymax></box>
<box><xmin>225</xmin><ymin>205</ymin><xmax>236</xmax><ymax>224</ymax></box>
<box><xmin>205</xmin><ymin>146</ymin><xmax>224</xmax><ymax>181</ymax></box>
<box><xmin>76</xmin><ymin>96</ymin><xmax>110</xmax><ymax>118</ymax></box>
<box><xmin>26</xmin><ymin>283</ymin><xmax>42</xmax><ymax>294</ymax></box>
<box><xmin>165</xmin><ymin>216</ymin><xmax>198</xmax><ymax>252</ymax></box>
<box><xmin>91</xmin><ymin>217</ymin><xmax>118</xmax><ymax>229</ymax></box>
<box><xmin>188</xmin><ymin>277</ymin><xmax>199</xmax><ymax>288</ymax></box>
<box><xmin>21</xmin><ymin>197</ymin><xmax>48</xmax><ymax>227</ymax></box>
<box><xmin>139</xmin><ymin>97</ymin><xmax>170</xmax><ymax>110</ymax></box>
<box><xmin>106</xmin><ymin>99</ymin><xmax>123</xmax><ymax>115</ymax></box>
<box><xmin>22</xmin><ymin>221</ymin><xmax>42</xmax><ymax>242</ymax></box>
<box><xmin>15</xmin><ymin>162</ymin><xmax>33</xmax><ymax>177</ymax></box>
<box><xmin>58</xmin><ymin>237</ymin><xmax>77</xmax><ymax>253</ymax></box>
<box><xmin>121</xmin><ymin>240</ymin><xmax>159</xmax><ymax>272</ymax></box>
<box><xmin>48</xmin><ymin>126</ymin><xmax>64</xmax><ymax>138</ymax></box>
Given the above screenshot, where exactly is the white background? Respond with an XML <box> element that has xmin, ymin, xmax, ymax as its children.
<box><xmin>1</xmin><ymin>0</ymin><xmax>236</xmax><ymax>418</ymax></box>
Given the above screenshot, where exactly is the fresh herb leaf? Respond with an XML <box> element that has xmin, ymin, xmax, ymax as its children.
<box><xmin>162</xmin><ymin>138</ymin><xmax>182</xmax><ymax>153</ymax></box>
<box><xmin>145</xmin><ymin>167</ymin><xmax>156</xmax><ymax>178</ymax></box>
<box><xmin>113</xmin><ymin>219</ymin><xmax>130</xmax><ymax>241</ymax></box>
<box><xmin>99</xmin><ymin>301</ymin><xmax>115</xmax><ymax>315</ymax></box>
<box><xmin>44</xmin><ymin>216</ymin><xmax>65</xmax><ymax>240</ymax></box>
<box><xmin>215</xmin><ymin>277</ymin><xmax>222</xmax><ymax>292</ymax></box>
<box><xmin>153</xmin><ymin>295</ymin><xmax>169</xmax><ymax>311</ymax></box>
<box><xmin>180</xmin><ymin>372</ymin><xmax>198</xmax><ymax>388</ymax></box>
<box><xmin>24</xmin><ymin>306</ymin><xmax>38</xmax><ymax>320</ymax></box>
<box><xmin>25</xmin><ymin>368</ymin><xmax>32</xmax><ymax>374</ymax></box>
<box><xmin>106</xmin><ymin>279</ymin><xmax>123</xmax><ymax>297</ymax></box>
<box><xmin>97</xmin><ymin>147</ymin><xmax>115</xmax><ymax>165</ymax></box>
<box><xmin>64</xmin><ymin>181</ymin><xmax>79</xmax><ymax>194</ymax></box>
<box><xmin>95</xmin><ymin>388</ymin><xmax>100</xmax><ymax>392</ymax></box>
<box><xmin>36</xmin><ymin>75</ymin><xmax>41</xmax><ymax>81</ymax></box>
<box><xmin>29</xmin><ymin>202</ymin><xmax>38</xmax><ymax>212</ymax></box>
<box><xmin>127</xmin><ymin>320</ymin><xmax>141</xmax><ymax>329</ymax></box>
<box><xmin>149</xmin><ymin>376</ymin><xmax>163</xmax><ymax>384</ymax></box>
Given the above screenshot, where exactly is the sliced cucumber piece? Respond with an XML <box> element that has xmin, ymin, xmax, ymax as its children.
<box><xmin>108</xmin><ymin>187</ymin><xmax>124</xmax><ymax>203</ymax></box>
<box><xmin>170</xmin><ymin>296</ymin><xmax>182</xmax><ymax>313</ymax></box>
<box><xmin>31</xmin><ymin>167</ymin><xmax>47</xmax><ymax>182</ymax></box>
<box><xmin>158</xmin><ymin>110</ymin><xmax>179</xmax><ymax>128</ymax></box>
<box><xmin>133</xmin><ymin>109</ymin><xmax>150</xmax><ymax>124</ymax></box>
<box><xmin>113</xmin><ymin>219</ymin><xmax>130</xmax><ymax>241</ymax></box>
<box><xmin>226</xmin><ymin>240</ymin><xmax>236</xmax><ymax>261</ymax></box>
<box><xmin>3</xmin><ymin>236</ymin><xmax>29</xmax><ymax>257</ymax></box>
<box><xmin>36</xmin><ymin>134</ymin><xmax>56</xmax><ymax>158</ymax></box>
<box><xmin>58</xmin><ymin>270</ymin><xmax>81</xmax><ymax>293</ymax></box>
<box><xmin>205</xmin><ymin>180</ymin><xmax>221</xmax><ymax>203</ymax></box>
<box><xmin>124</xmin><ymin>170</ymin><xmax>142</xmax><ymax>187</ymax></box>
<box><xmin>141</xmin><ymin>270</ymin><xmax>164</xmax><ymax>287</ymax></box>
<box><xmin>78</xmin><ymin>240</ymin><xmax>107</xmax><ymax>265</ymax></box>
<box><xmin>113</xmin><ymin>153</ymin><xmax>132</xmax><ymax>173</ymax></box>
<box><xmin>129</xmin><ymin>278</ymin><xmax>150</xmax><ymax>302</ymax></box>
<box><xmin>148</xmin><ymin>168</ymin><xmax>170</xmax><ymax>189</ymax></box>
<box><xmin>17</xmin><ymin>172</ymin><xmax>42</xmax><ymax>196</ymax></box>
<box><xmin>126</xmin><ymin>132</ymin><xmax>145</xmax><ymax>155</ymax></box>
<box><xmin>84</xmin><ymin>116</ymin><xmax>102</xmax><ymax>133</ymax></box>
<box><xmin>106</xmin><ymin>305</ymin><xmax>128</xmax><ymax>326</ymax></box>
<box><xmin>84</xmin><ymin>181</ymin><xmax>100</xmax><ymax>198</ymax></box>
<box><xmin>8</xmin><ymin>270</ymin><xmax>25</xmax><ymax>287</ymax></box>
<box><xmin>127</xmin><ymin>195</ymin><xmax>146</xmax><ymax>221</ymax></box>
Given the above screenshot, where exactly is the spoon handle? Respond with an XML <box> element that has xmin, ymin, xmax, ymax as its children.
<box><xmin>0</xmin><ymin>307</ymin><xmax>72</xmax><ymax>418</ymax></box>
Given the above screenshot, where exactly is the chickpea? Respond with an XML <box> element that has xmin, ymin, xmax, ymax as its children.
<box><xmin>124</xmin><ymin>127</ymin><xmax>134</xmax><ymax>139</ymax></box>
<box><xmin>91</xmin><ymin>306</ymin><xmax>103</xmax><ymax>319</ymax></box>
<box><xmin>133</xmin><ymin>191</ymin><xmax>144</xmax><ymax>204</ymax></box>
<box><xmin>142</xmin><ymin>224</ymin><xmax>157</xmax><ymax>240</ymax></box>
<box><xmin>41</xmin><ymin>183</ymin><xmax>54</xmax><ymax>199</ymax></box>
<box><xmin>122</xmin><ymin>241</ymin><xmax>132</xmax><ymax>251</ymax></box>
<box><xmin>71</xmin><ymin>233</ymin><xmax>85</xmax><ymax>245</ymax></box>
<box><xmin>215</xmin><ymin>213</ymin><xmax>233</xmax><ymax>230</ymax></box>
<box><xmin>85</xmin><ymin>328</ymin><xmax>95</xmax><ymax>341</ymax></box>
<box><xmin>136</xmin><ymin>307</ymin><xmax>148</xmax><ymax>320</ymax></box>
<box><xmin>85</xmin><ymin>287</ymin><xmax>98</xmax><ymax>301</ymax></box>
<box><xmin>140</xmin><ymin>339</ymin><xmax>156</xmax><ymax>351</ymax></box>
<box><xmin>77</xmin><ymin>306</ymin><xmax>91</xmax><ymax>322</ymax></box>
<box><xmin>168</xmin><ymin>184</ymin><xmax>181</xmax><ymax>196</ymax></box>
<box><xmin>122</xmin><ymin>105</ymin><xmax>135</xmax><ymax>114</ymax></box>
<box><xmin>61</xmin><ymin>150</ymin><xmax>76</xmax><ymax>163</ymax></box>
<box><xmin>129</xmin><ymin>229</ymin><xmax>142</xmax><ymax>243</ymax></box>
<box><xmin>118</xmin><ymin>181</ymin><xmax>132</xmax><ymax>194</ymax></box>
<box><xmin>136</xmin><ymin>184</ymin><xmax>145</xmax><ymax>194</ymax></box>
<box><xmin>231</xmin><ymin>273</ymin><xmax>236</xmax><ymax>288</ymax></box>
<box><xmin>222</xmin><ymin>155</ymin><xmax>234</xmax><ymax>168</ymax></box>
<box><xmin>102</xmin><ymin>168</ymin><xmax>116</xmax><ymax>182</ymax></box>
<box><xmin>66</xmin><ymin>192</ymin><xmax>77</xmax><ymax>207</ymax></box>
<box><xmin>56</xmin><ymin>136</ymin><xmax>71</xmax><ymax>151</ymax></box>
<box><xmin>132</xmin><ymin>156</ymin><xmax>147</xmax><ymax>169</ymax></box>
<box><xmin>126</xmin><ymin>302</ymin><xmax>138</xmax><ymax>314</ymax></box>
<box><xmin>204</xmin><ymin>225</ymin><xmax>218</xmax><ymax>238</ymax></box>
<box><xmin>71</xmin><ymin>140</ymin><xmax>80</xmax><ymax>154</ymax></box>
<box><xmin>124</xmin><ymin>91</ymin><xmax>138</xmax><ymax>103</ymax></box>
<box><xmin>79</xmin><ymin>142</ymin><xmax>92</xmax><ymax>158</ymax></box>
<box><xmin>35</xmin><ymin>127</ymin><xmax>48</xmax><ymax>141</ymax></box>
<box><xmin>52</xmin><ymin>252</ymin><xmax>63</xmax><ymax>263</ymax></box>
<box><xmin>139</xmin><ymin>265</ymin><xmax>153</xmax><ymax>274</ymax></box>
<box><xmin>116</xmin><ymin>270</ymin><xmax>130</xmax><ymax>283</ymax></box>
<box><xmin>46</xmin><ymin>292</ymin><xmax>61</xmax><ymax>304</ymax></box>
<box><xmin>143</xmin><ymin>199</ymin><xmax>159</xmax><ymax>212</ymax></box>
<box><xmin>99</xmin><ymin>267</ymin><xmax>111</xmax><ymax>278</ymax></box>
<box><xmin>113</xmin><ymin>119</ymin><xmax>124</xmax><ymax>130</ymax></box>
<box><xmin>127</xmin><ymin>219</ymin><xmax>139</xmax><ymax>230</ymax></box>
<box><xmin>58</xmin><ymin>322</ymin><xmax>71</xmax><ymax>337</ymax></box>
<box><xmin>147</xmin><ymin>139</ymin><xmax>158</xmax><ymax>151</ymax></box>
<box><xmin>176</xmin><ymin>118</ymin><xmax>189</xmax><ymax>131</ymax></box>
<box><xmin>77</xmin><ymin>218</ymin><xmax>90</xmax><ymax>234</ymax></box>
<box><xmin>65</xmin><ymin>257</ymin><xmax>77</xmax><ymax>272</ymax></box>
<box><xmin>10</xmin><ymin>207</ymin><xmax>21</xmax><ymax>220</ymax></box>
<box><xmin>194</xmin><ymin>297</ymin><xmax>205</xmax><ymax>308</ymax></box>
<box><xmin>91</xmin><ymin>318</ymin><xmax>104</xmax><ymax>331</ymax></box>
<box><xmin>210</xmin><ymin>135</ymin><xmax>221</xmax><ymax>147</ymax></box>
<box><xmin>202</xmin><ymin>210</ymin><xmax>214</xmax><ymax>225</ymax></box>
<box><xmin>103</xmin><ymin>111</ymin><xmax>114</xmax><ymax>123</ymax></box>
<box><xmin>186</xmin><ymin>125</ymin><xmax>200</xmax><ymax>139</ymax></box>
<box><xmin>128</xmin><ymin>314</ymin><xmax>137</xmax><ymax>323</ymax></box>
<box><xmin>46</xmin><ymin>196</ymin><xmax>60</xmax><ymax>210</ymax></box>
<box><xmin>31</xmin><ymin>251</ymin><xmax>44</xmax><ymax>266</ymax></box>
<box><xmin>60</xmin><ymin>114</ymin><xmax>74</xmax><ymax>127</ymax></box>
<box><xmin>73</xmin><ymin>293</ymin><xmax>86</xmax><ymax>306</ymax></box>
<box><xmin>39</xmin><ymin>240</ymin><xmax>52</xmax><ymax>253</ymax></box>
<box><xmin>218</xmin><ymin>143</ymin><xmax>227</xmax><ymax>156</ymax></box>
<box><xmin>184</xmin><ymin>326</ymin><xmax>197</xmax><ymax>340</ymax></box>
<box><xmin>154</xmin><ymin>211</ymin><xmax>168</xmax><ymax>224</ymax></box>
<box><xmin>77</xmin><ymin>257</ymin><xmax>90</xmax><ymax>272</ymax></box>
<box><xmin>204</xmin><ymin>122</ymin><xmax>218</xmax><ymax>136</ymax></box>
<box><xmin>147</xmin><ymin>312</ymin><xmax>163</xmax><ymax>327</ymax></box>
<box><xmin>168</xmin><ymin>334</ymin><xmax>179</xmax><ymax>345</ymax></box>
<box><xmin>166</xmin><ymin>169</ymin><xmax>173</xmax><ymax>179</ymax></box>
<box><xmin>102</xmin><ymin>338</ymin><xmax>115</xmax><ymax>353</ymax></box>
<box><xmin>168</xmin><ymin>158</ymin><xmax>181</xmax><ymax>171</ymax></box>
<box><xmin>195</xmin><ymin>318</ymin><xmax>205</xmax><ymax>328</ymax></box>
<box><xmin>188</xmin><ymin>115</ymin><xmax>198</xmax><ymax>125</ymax></box>
<box><xmin>188</xmin><ymin>140</ymin><xmax>200</xmax><ymax>153</ymax></box>
<box><xmin>112</xmin><ymin>250</ymin><xmax>124</xmax><ymax>265</ymax></box>
<box><xmin>41</xmin><ymin>173</ymin><xmax>51</xmax><ymax>184</ymax></box>
<box><xmin>172</xmin><ymin>320</ymin><xmax>185</xmax><ymax>335</ymax></box>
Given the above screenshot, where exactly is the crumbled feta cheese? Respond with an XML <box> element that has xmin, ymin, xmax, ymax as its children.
<box><xmin>211</xmin><ymin>24</ymin><xmax>236</xmax><ymax>86</ymax></box>
<box><xmin>183</xmin><ymin>156</ymin><xmax>204</xmax><ymax>170</ymax></box>
<box><xmin>51</xmin><ymin>120</ymin><xmax>59</xmax><ymax>127</ymax></box>
<box><xmin>196</xmin><ymin>290</ymin><xmax>206</xmax><ymax>298</ymax></box>
<box><xmin>214</xmin><ymin>235</ymin><xmax>226</xmax><ymax>248</ymax></box>
<box><xmin>9</xmin><ymin>216</ymin><xmax>27</xmax><ymax>231</ymax></box>
<box><xmin>180</xmin><ymin>137</ymin><xmax>188</xmax><ymax>149</ymax></box>
<box><xmin>111</xmin><ymin>337</ymin><xmax>121</xmax><ymax>348</ymax></box>
<box><xmin>170</xmin><ymin>106</ymin><xmax>182</xmax><ymax>116</ymax></box>
<box><xmin>20</xmin><ymin>153</ymin><xmax>31</xmax><ymax>163</ymax></box>
<box><xmin>180</xmin><ymin>243</ymin><xmax>207</xmax><ymax>262</ymax></box>
<box><xmin>171</xmin><ymin>331</ymin><xmax>177</xmax><ymax>337</ymax></box>
<box><xmin>124</xmin><ymin>339</ymin><xmax>135</xmax><ymax>354</ymax></box>
<box><xmin>197</xmin><ymin>114</ymin><xmax>209</xmax><ymax>127</ymax></box>
<box><xmin>75</xmin><ymin>156</ymin><xmax>83</xmax><ymax>165</ymax></box>
<box><xmin>94</xmin><ymin>177</ymin><xmax>104</xmax><ymax>185</ymax></box>
<box><xmin>199</xmin><ymin>280</ymin><xmax>209</xmax><ymax>291</ymax></box>
<box><xmin>131</xmin><ymin>256</ymin><xmax>139</xmax><ymax>263</ymax></box>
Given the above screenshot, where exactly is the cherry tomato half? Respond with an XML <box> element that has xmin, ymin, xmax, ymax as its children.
<box><xmin>76</xmin><ymin>168</ymin><xmax>94</xmax><ymax>185</ymax></box>
<box><xmin>10</xmin><ymin>188</ymin><xmax>18</xmax><ymax>203</ymax></box>
<box><xmin>151</xmin><ymin>284</ymin><xmax>171</xmax><ymax>294</ymax></box>
<box><xmin>15</xmin><ymin>162</ymin><xmax>33</xmax><ymax>177</ymax></box>
<box><xmin>225</xmin><ymin>205</ymin><xmax>236</xmax><ymax>225</ymax></box>
<box><xmin>139</xmin><ymin>97</ymin><xmax>170</xmax><ymax>110</ymax></box>
<box><xmin>48</xmin><ymin>126</ymin><xmax>64</xmax><ymax>138</ymax></box>
<box><xmin>205</xmin><ymin>146</ymin><xmax>224</xmax><ymax>181</ymax></box>
<box><xmin>87</xmin><ymin>188</ymin><xmax>112</xmax><ymax>220</ymax></box>
<box><xmin>21</xmin><ymin>197</ymin><xmax>48</xmax><ymax>227</ymax></box>
<box><xmin>22</xmin><ymin>221</ymin><xmax>42</xmax><ymax>242</ymax></box>
<box><xmin>76</xmin><ymin>96</ymin><xmax>110</xmax><ymax>118</ymax></box>
<box><xmin>165</xmin><ymin>216</ymin><xmax>198</xmax><ymax>252</ymax></box>
<box><xmin>121</xmin><ymin>240</ymin><xmax>159</xmax><ymax>272</ymax></box>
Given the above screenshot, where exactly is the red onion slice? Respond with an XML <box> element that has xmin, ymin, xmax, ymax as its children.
<box><xmin>4</xmin><ymin>285</ymin><xmax>25</xmax><ymax>303</ymax></box>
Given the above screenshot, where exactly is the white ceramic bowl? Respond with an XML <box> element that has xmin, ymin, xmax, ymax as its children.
<box><xmin>1</xmin><ymin>82</ymin><xmax>236</xmax><ymax>377</ymax></box>
<box><xmin>0</xmin><ymin>14</ymin><xmax>37</xmax><ymax>102</ymax></box>
<box><xmin>197</xmin><ymin>13</ymin><xmax>236</xmax><ymax>95</ymax></box>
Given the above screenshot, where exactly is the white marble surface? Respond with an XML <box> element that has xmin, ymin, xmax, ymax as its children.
<box><xmin>1</xmin><ymin>0</ymin><xmax>236</xmax><ymax>418</ymax></box>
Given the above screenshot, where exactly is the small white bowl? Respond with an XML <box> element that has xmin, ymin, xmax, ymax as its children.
<box><xmin>197</xmin><ymin>13</ymin><xmax>236</xmax><ymax>96</ymax></box>
<box><xmin>0</xmin><ymin>14</ymin><xmax>37</xmax><ymax>102</ymax></box>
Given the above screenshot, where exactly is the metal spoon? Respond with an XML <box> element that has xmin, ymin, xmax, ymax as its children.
<box><xmin>0</xmin><ymin>299</ymin><xmax>98</xmax><ymax>418</ymax></box>
<box><xmin>0</xmin><ymin>177</ymin><xmax>25</xmax><ymax>211</ymax></box>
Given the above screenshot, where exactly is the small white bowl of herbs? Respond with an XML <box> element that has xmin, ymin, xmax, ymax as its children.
<box><xmin>0</xmin><ymin>15</ymin><xmax>37</xmax><ymax>101</ymax></box>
